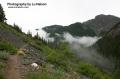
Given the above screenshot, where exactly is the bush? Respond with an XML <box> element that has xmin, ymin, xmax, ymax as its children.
<box><xmin>112</xmin><ymin>70</ymin><xmax>120</xmax><ymax>79</ymax></box>
<box><xmin>0</xmin><ymin>63</ymin><xmax>5</xmax><ymax>79</ymax></box>
<box><xmin>76</xmin><ymin>63</ymin><xmax>111</xmax><ymax>79</ymax></box>
<box><xmin>17</xmin><ymin>50</ymin><xmax>26</xmax><ymax>56</ymax></box>
<box><xmin>30</xmin><ymin>42</ymin><xmax>112</xmax><ymax>79</ymax></box>
<box><xmin>25</xmin><ymin>64</ymin><xmax>64</xmax><ymax>79</ymax></box>
<box><xmin>0</xmin><ymin>40</ymin><xmax>17</xmax><ymax>54</ymax></box>
<box><xmin>0</xmin><ymin>51</ymin><xmax>9</xmax><ymax>60</ymax></box>
<box><xmin>0</xmin><ymin>74</ymin><xmax>5</xmax><ymax>79</ymax></box>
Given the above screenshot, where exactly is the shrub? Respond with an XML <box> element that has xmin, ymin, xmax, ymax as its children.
<box><xmin>0</xmin><ymin>40</ymin><xmax>17</xmax><ymax>54</ymax></box>
<box><xmin>0</xmin><ymin>51</ymin><xmax>9</xmax><ymax>60</ymax></box>
<box><xmin>76</xmin><ymin>63</ymin><xmax>111</xmax><ymax>79</ymax></box>
<box><xmin>25</xmin><ymin>64</ymin><xmax>64</xmax><ymax>79</ymax></box>
<box><xmin>112</xmin><ymin>69</ymin><xmax>120</xmax><ymax>79</ymax></box>
<box><xmin>0</xmin><ymin>74</ymin><xmax>5</xmax><ymax>79</ymax></box>
<box><xmin>0</xmin><ymin>63</ymin><xmax>5</xmax><ymax>79</ymax></box>
<box><xmin>17</xmin><ymin>50</ymin><xmax>26</xmax><ymax>56</ymax></box>
<box><xmin>30</xmin><ymin>41</ymin><xmax>112</xmax><ymax>79</ymax></box>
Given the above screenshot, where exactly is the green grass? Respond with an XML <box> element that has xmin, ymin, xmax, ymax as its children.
<box><xmin>0</xmin><ymin>63</ymin><xmax>6</xmax><ymax>79</ymax></box>
<box><xmin>0</xmin><ymin>74</ymin><xmax>5</xmax><ymax>79</ymax></box>
<box><xmin>0</xmin><ymin>51</ymin><xmax>9</xmax><ymax>60</ymax></box>
<box><xmin>0</xmin><ymin>22</ymin><xmax>23</xmax><ymax>37</ymax></box>
<box><xmin>0</xmin><ymin>22</ymin><xmax>33</xmax><ymax>44</ymax></box>
<box><xmin>25</xmin><ymin>64</ymin><xmax>65</xmax><ymax>79</ymax></box>
<box><xmin>0</xmin><ymin>40</ymin><xmax>17</xmax><ymax>54</ymax></box>
<box><xmin>26</xmin><ymin>71</ymin><xmax>63</xmax><ymax>79</ymax></box>
<box><xmin>112</xmin><ymin>69</ymin><xmax>120</xmax><ymax>79</ymax></box>
<box><xmin>76</xmin><ymin>62</ymin><xmax>111</xmax><ymax>79</ymax></box>
<box><xmin>28</xmin><ymin>41</ymin><xmax>112</xmax><ymax>79</ymax></box>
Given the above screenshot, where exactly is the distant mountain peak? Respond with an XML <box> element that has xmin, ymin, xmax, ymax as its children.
<box><xmin>42</xmin><ymin>14</ymin><xmax>120</xmax><ymax>37</ymax></box>
<box><xmin>95</xmin><ymin>14</ymin><xmax>119</xmax><ymax>19</ymax></box>
<box><xmin>83</xmin><ymin>14</ymin><xmax>120</xmax><ymax>35</ymax></box>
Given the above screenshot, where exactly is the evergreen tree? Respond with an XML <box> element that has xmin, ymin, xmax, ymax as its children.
<box><xmin>27</xmin><ymin>30</ymin><xmax>32</xmax><ymax>37</ymax></box>
<box><xmin>13</xmin><ymin>23</ymin><xmax>22</xmax><ymax>33</ymax></box>
<box><xmin>34</xmin><ymin>32</ymin><xmax>40</xmax><ymax>39</ymax></box>
<box><xmin>0</xmin><ymin>4</ymin><xmax>6</xmax><ymax>22</ymax></box>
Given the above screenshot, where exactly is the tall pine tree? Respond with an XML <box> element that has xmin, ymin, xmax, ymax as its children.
<box><xmin>0</xmin><ymin>4</ymin><xmax>6</xmax><ymax>22</ymax></box>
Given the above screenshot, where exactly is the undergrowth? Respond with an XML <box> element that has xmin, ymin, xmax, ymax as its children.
<box><xmin>0</xmin><ymin>40</ymin><xmax>17</xmax><ymax>54</ymax></box>
<box><xmin>26</xmin><ymin>41</ymin><xmax>112</xmax><ymax>79</ymax></box>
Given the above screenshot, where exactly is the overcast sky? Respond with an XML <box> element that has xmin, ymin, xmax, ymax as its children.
<box><xmin>1</xmin><ymin>0</ymin><xmax>120</xmax><ymax>36</ymax></box>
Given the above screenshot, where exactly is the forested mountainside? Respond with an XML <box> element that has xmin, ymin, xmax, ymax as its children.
<box><xmin>43</xmin><ymin>22</ymin><xmax>96</xmax><ymax>37</ymax></box>
<box><xmin>96</xmin><ymin>22</ymin><xmax>120</xmax><ymax>61</ymax></box>
<box><xmin>95</xmin><ymin>22</ymin><xmax>120</xmax><ymax>78</ymax></box>
<box><xmin>43</xmin><ymin>14</ymin><xmax>120</xmax><ymax>37</ymax></box>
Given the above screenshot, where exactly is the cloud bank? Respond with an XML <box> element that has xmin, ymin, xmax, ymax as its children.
<box><xmin>63</xmin><ymin>33</ymin><xmax>114</xmax><ymax>71</ymax></box>
<box><xmin>64</xmin><ymin>33</ymin><xmax>101</xmax><ymax>47</ymax></box>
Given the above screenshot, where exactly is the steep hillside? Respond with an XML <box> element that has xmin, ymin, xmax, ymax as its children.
<box><xmin>0</xmin><ymin>22</ymin><xmax>44</xmax><ymax>79</ymax></box>
<box><xmin>0</xmin><ymin>23</ymin><xmax>25</xmax><ymax>48</ymax></box>
<box><xmin>96</xmin><ymin>22</ymin><xmax>120</xmax><ymax>67</ymax></box>
<box><xmin>95</xmin><ymin>22</ymin><xmax>120</xmax><ymax>79</ymax></box>
<box><xmin>0</xmin><ymin>22</ymin><xmax>112</xmax><ymax>79</ymax></box>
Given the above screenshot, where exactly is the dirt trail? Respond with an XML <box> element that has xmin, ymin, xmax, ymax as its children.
<box><xmin>5</xmin><ymin>44</ymin><xmax>29</xmax><ymax>79</ymax></box>
<box><xmin>5</xmin><ymin>55</ymin><xmax>22</xmax><ymax>79</ymax></box>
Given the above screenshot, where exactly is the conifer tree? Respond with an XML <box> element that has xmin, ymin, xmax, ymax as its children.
<box><xmin>0</xmin><ymin>4</ymin><xmax>6</xmax><ymax>22</ymax></box>
<box><xmin>27</xmin><ymin>30</ymin><xmax>32</xmax><ymax>37</ymax></box>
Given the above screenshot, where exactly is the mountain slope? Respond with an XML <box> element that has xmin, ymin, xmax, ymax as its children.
<box><xmin>0</xmin><ymin>23</ymin><xmax>25</xmax><ymax>48</ymax></box>
<box><xmin>0</xmin><ymin>22</ymin><xmax>44</xmax><ymax>79</ymax></box>
<box><xmin>43</xmin><ymin>14</ymin><xmax>120</xmax><ymax>37</ymax></box>
<box><xmin>95</xmin><ymin>22</ymin><xmax>120</xmax><ymax>69</ymax></box>
<box><xmin>64</xmin><ymin>22</ymin><xmax>96</xmax><ymax>36</ymax></box>
<box><xmin>83</xmin><ymin>14</ymin><xmax>120</xmax><ymax>35</ymax></box>
<box><xmin>43</xmin><ymin>22</ymin><xmax>96</xmax><ymax>37</ymax></box>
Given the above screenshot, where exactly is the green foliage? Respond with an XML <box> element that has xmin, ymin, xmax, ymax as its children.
<box><xmin>33</xmin><ymin>33</ymin><xmax>47</xmax><ymax>45</ymax></box>
<box><xmin>46</xmin><ymin>50</ymin><xmax>68</xmax><ymax>70</ymax></box>
<box><xmin>0</xmin><ymin>63</ymin><xmax>5</xmax><ymax>79</ymax></box>
<box><xmin>26</xmin><ymin>71</ymin><xmax>62</xmax><ymax>79</ymax></box>
<box><xmin>43</xmin><ymin>23</ymin><xmax>96</xmax><ymax>37</ymax></box>
<box><xmin>0</xmin><ymin>4</ymin><xmax>6</xmax><ymax>22</ymax></box>
<box><xmin>0</xmin><ymin>23</ymin><xmax>22</xmax><ymax>37</ymax></box>
<box><xmin>96</xmin><ymin>22</ymin><xmax>120</xmax><ymax>69</ymax></box>
<box><xmin>13</xmin><ymin>23</ymin><xmax>22</xmax><ymax>33</ymax></box>
<box><xmin>76</xmin><ymin>63</ymin><xmax>111</xmax><ymax>79</ymax></box>
<box><xmin>26</xmin><ymin>64</ymin><xmax>64</xmax><ymax>79</ymax></box>
<box><xmin>112</xmin><ymin>69</ymin><xmax>120</xmax><ymax>79</ymax></box>
<box><xmin>64</xmin><ymin>22</ymin><xmax>96</xmax><ymax>36</ymax></box>
<box><xmin>0</xmin><ymin>74</ymin><xmax>5</xmax><ymax>79</ymax></box>
<box><xmin>0</xmin><ymin>51</ymin><xmax>9</xmax><ymax>60</ymax></box>
<box><xmin>27</xmin><ymin>30</ymin><xmax>32</xmax><ymax>37</ymax></box>
<box><xmin>0</xmin><ymin>63</ymin><xmax>5</xmax><ymax>70</ymax></box>
<box><xmin>41</xmin><ymin>43</ymin><xmax>75</xmax><ymax>70</ymax></box>
<box><xmin>34</xmin><ymin>32</ymin><xmax>40</xmax><ymax>40</ymax></box>
<box><xmin>39</xmin><ymin>42</ymin><xmax>112</xmax><ymax>79</ymax></box>
<box><xmin>0</xmin><ymin>40</ymin><xmax>17</xmax><ymax>54</ymax></box>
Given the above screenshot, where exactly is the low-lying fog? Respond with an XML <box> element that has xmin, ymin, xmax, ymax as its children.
<box><xmin>63</xmin><ymin>33</ymin><xmax>114</xmax><ymax>71</ymax></box>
